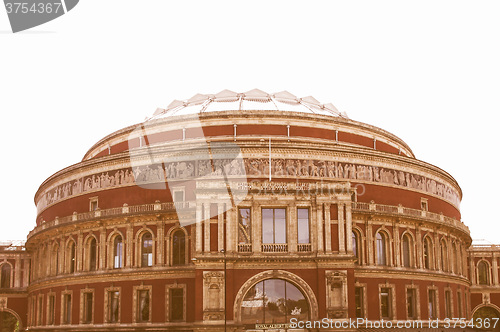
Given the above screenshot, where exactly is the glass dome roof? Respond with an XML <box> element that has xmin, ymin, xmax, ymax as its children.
<box><xmin>150</xmin><ymin>89</ymin><xmax>348</xmax><ymax>119</ymax></box>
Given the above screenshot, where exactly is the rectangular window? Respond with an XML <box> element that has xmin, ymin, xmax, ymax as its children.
<box><xmin>355</xmin><ymin>287</ymin><xmax>364</xmax><ymax>318</ymax></box>
<box><xmin>457</xmin><ymin>291</ymin><xmax>463</xmax><ymax>318</ymax></box>
<box><xmin>137</xmin><ymin>290</ymin><xmax>150</xmax><ymax>322</ymax></box>
<box><xmin>170</xmin><ymin>288</ymin><xmax>184</xmax><ymax>321</ymax></box>
<box><xmin>406</xmin><ymin>288</ymin><xmax>417</xmax><ymax>320</ymax></box>
<box><xmin>262</xmin><ymin>208</ymin><xmax>286</xmax><ymax>244</ymax></box>
<box><xmin>108</xmin><ymin>291</ymin><xmax>120</xmax><ymax>323</ymax></box>
<box><xmin>445</xmin><ymin>290</ymin><xmax>452</xmax><ymax>318</ymax></box>
<box><xmin>297</xmin><ymin>208</ymin><xmax>310</xmax><ymax>244</ymax></box>
<box><xmin>380</xmin><ymin>288</ymin><xmax>392</xmax><ymax>319</ymax></box>
<box><xmin>89</xmin><ymin>197</ymin><xmax>98</xmax><ymax>211</ymax></box>
<box><xmin>83</xmin><ymin>292</ymin><xmax>93</xmax><ymax>324</ymax></box>
<box><xmin>63</xmin><ymin>294</ymin><xmax>72</xmax><ymax>324</ymax></box>
<box><xmin>428</xmin><ymin>289</ymin><xmax>437</xmax><ymax>319</ymax></box>
<box><xmin>238</xmin><ymin>208</ymin><xmax>251</xmax><ymax>244</ymax></box>
<box><xmin>47</xmin><ymin>295</ymin><xmax>55</xmax><ymax>325</ymax></box>
<box><xmin>37</xmin><ymin>296</ymin><xmax>43</xmax><ymax>326</ymax></box>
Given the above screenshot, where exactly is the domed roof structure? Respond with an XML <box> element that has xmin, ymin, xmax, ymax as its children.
<box><xmin>150</xmin><ymin>89</ymin><xmax>349</xmax><ymax>119</ymax></box>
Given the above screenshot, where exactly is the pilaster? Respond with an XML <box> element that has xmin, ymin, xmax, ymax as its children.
<box><xmin>338</xmin><ymin>203</ymin><xmax>345</xmax><ymax>254</ymax></box>
<box><xmin>324</xmin><ymin>203</ymin><xmax>332</xmax><ymax>252</ymax></box>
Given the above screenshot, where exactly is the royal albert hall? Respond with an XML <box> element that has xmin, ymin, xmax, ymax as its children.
<box><xmin>4</xmin><ymin>89</ymin><xmax>498</xmax><ymax>332</ymax></box>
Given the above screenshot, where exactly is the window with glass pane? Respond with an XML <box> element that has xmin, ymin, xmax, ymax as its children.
<box><xmin>355</xmin><ymin>287</ymin><xmax>364</xmax><ymax>318</ymax></box>
<box><xmin>402</xmin><ymin>234</ymin><xmax>411</xmax><ymax>268</ymax></box>
<box><xmin>262</xmin><ymin>208</ymin><xmax>286</xmax><ymax>244</ymax></box>
<box><xmin>114</xmin><ymin>236</ymin><xmax>123</xmax><ymax>269</ymax></box>
<box><xmin>406</xmin><ymin>288</ymin><xmax>417</xmax><ymax>319</ymax></box>
<box><xmin>172</xmin><ymin>230</ymin><xmax>186</xmax><ymax>266</ymax></box>
<box><xmin>137</xmin><ymin>290</ymin><xmax>150</xmax><ymax>322</ymax></box>
<box><xmin>445</xmin><ymin>290</ymin><xmax>452</xmax><ymax>318</ymax></box>
<box><xmin>352</xmin><ymin>231</ymin><xmax>360</xmax><ymax>264</ymax></box>
<box><xmin>170</xmin><ymin>288</ymin><xmax>184</xmax><ymax>321</ymax></box>
<box><xmin>48</xmin><ymin>295</ymin><xmax>55</xmax><ymax>325</ymax></box>
<box><xmin>441</xmin><ymin>241</ymin><xmax>448</xmax><ymax>271</ymax></box>
<box><xmin>141</xmin><ymin>233</ymin><xmax>153</xmax><ymax>267</ymax></box>
<box><xmin>423</xmin><ymin>238</ymin><xmax>431</xmax><ymax>269</ymax></box>
<box><xmin>457</xmin><ymin>292</ymin><xmax>462</xmax><ymax>318</ymax></box>
<box><xmin>297</xmin><ymin>208</ymin><xmax>310</xmax><ymax>244</ymax></box>
<box><xmin>428</xmin><ymin>289</ymin><xmax>437</xmax><ymax>319</ymax></box>
<box><xmin>109</xmin><ymin>291</ymin><xmax>119</xmax><ymax>323</ymax></box>
<box><xmin>83</xmin><ymin>292</ymin><xmax>93</xmax><ymax>324</ymax></box>
<box><xmin>376</xmin><ymin>233</ymin><xmax>387</xmax><ymax>266</ymax></box>
<box><xmin>89</xmin><ymin>238</ymin><xmax>97</xmax><ymax>271</ymax></box>
<box><xmin>478</xmin><ymin>261</ymin><xmax>489</xmax><ymax>285</ymax></box>
<box><xmin>241</xmin><ymin>279</ymin><xmax>309</xmax><ymax>325</ymax></box>
<box><xmin>0</xmin><ymin>264</ymin><xmax>11</xmax><ymax>288</ymax></box>
<box><xmin>238</xmin><ymin>208</ymin><xmax>251</xmax><ymax>244</ymax></box>
<box><xmin>380</xmin><ymin>288</ymin><xmax>392</xmax><ymax>319</ymax></box>
<box><xmin>63</xmin><ymin>294</ymin><xmax>72</xmax><ymax>324</ymax></box>
<box><xmin>69</xmin><ymin>242</ymin><xmax>76</xmax><ymax>273</ymax></box>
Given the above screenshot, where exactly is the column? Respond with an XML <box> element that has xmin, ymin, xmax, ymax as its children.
<box><xmin>196</xmin><ymin>204</ymin><xmax>203</xmax><ymax>253</ymax></box>
<box><xmin>324</xmin><ymin>204</ymin><xmax>332</xmax><ymax>252</ymax></box>
<box><xmin>252</xmin><ymin>201</ymin><xmax>261</xmax><ymax>253</ymax></box>
<box><xmin>77</xmin><ymin>232</ymin><xmax>83</xmax><ymax>271</ymax></box>
<box><xmin>493</xmin><ymin>255</ymin><xmax>499</xmax><ymax>285</ymax></box>
<box><xmin>126</xmin><ymin>223</ymin><xmax>133</xmax><ymax>267</ymax></box>
<box><xmin>416</xmin><ymin>227</ymin><xmax>422</xmax><ymax>269</ymax></box>
<box><xmin>317</xmin><ymin>204</ymin><xmax>324</xmax><ymax>253</ymax></box>
<box><xmin>289</xmin><ymin>204</ymin><xmax>297</xmax><ymax>253</ymax></box>
<box><xmin>345</xmin><ymin>202</ymin><xmax>352</xmax><ymax>253</ymax></box>
<box><xmin>204</xmin><ymin>203</ymin><xmax>211</xmax><ymax>252</ymax></box>
<box><xmin>157</xmin><ymin>220</ymin><xmax>164</xmax><ymax>266</ymax></box>
<box><xmin>394</xmin><ymin>224</ymin><xmax>400</xmax><ymax>267</ymax></box>
<box><xmin>470</xmin><ymin>256</ymin><xmax>476</xmax><ymax>284</ymax></box>
<box><xmin>366</xmin><ymin>220</ymin><xmax>373</xmax><ymax>265</ymax></box>
<box><xmin>434</xmin><ymin>232</ymin><xmax>440</xmax><ymax>271</ymax></box>
<box><xmin>99</xmin><ymin>227</ymin><xmax>106</xmax><ymax>270</ymax></box>
<box><xmin>14</xmin><ymin>256</ymin><xmax>21</xmax><ymax>288</ymax></box>
<box><xmin>338</xmin><ymin>203</ymin><xmax>345</xmax><ymax>254</ymax></box>
<box><xmin>226</xmin><ymin>205</ymin><xmax>235</xmax><ymax>253</ymax></box>
<box><xmin>218</xmin><ymin>203</ymin><xmax>225</xmax><ymax>252</ymax></box>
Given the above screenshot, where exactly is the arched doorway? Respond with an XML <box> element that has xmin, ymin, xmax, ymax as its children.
<box><xmin>473</xmin><ymin>305</ymin><xmax>500</xmax><ymax>331</ymax></box>
<box><xmin>0</xmin><ymin>310</ymin><xmax>20</xmax><ymax>332</ymax></box>
<box><xmin>234</xmin><ymin>270</ymin><xmax>318</xmax><ymax>332</ymax></box>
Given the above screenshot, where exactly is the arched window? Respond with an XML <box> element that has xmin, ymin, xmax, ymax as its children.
<box><xmin>452</xmin><ymin>243</ymin><xmax>458</xmax><ymax>274</ymax></box>
<box><xmin>440</xmin><ymin>240</ymin><xmax>448</xmax><ymax>272</ymax></box>
<box><xmin>376</xmin><ymin>232</ymin><xmax>387</xmax><ymax>266</ymax></box>
<box><xmin>241</xmin><ymin>279</ymin><xmax>310</xmax><ymax>324</ymax></box>
<box><xmin>68</xmin><ymin>241</ymin><xmax>76</xmax><ymax>273</ymax></box>
<box><xmin>113</xmin><ymin>236</ymin><xmax>123</xmax><ymax>269</ymax></box>
<box><xmin>89</xmin><ymin>237</ymin><xmax>97</xmax><ymax>271</ymax></box>
<box><xmin>352</xmin><ymin>231</ymin><xmax>360</xmax><ymax>264</ymax></box>
<box><xmin>51</xmin><ymin>245</ymin><xmax>59</xmax><ymax>275</ymax></box>
<box><xmin>423</xmin><ymin>237</ymin><xmax>433</xmax><ymax>269</ymax></box>
<box><xmin>172</xmin><ymin>230</ymin><xmax>186</xmax><ymax>266</ymax></box>
<box><xmin>402</xmin><ymin>234</ymin><xmax>412</xmax><ymax>268</ymax></box>
<box><xmin>0</xmin><ymin>264</ymin><xmax>11</xmax><ymax>288</ymax></box>
<box><xmin>141</xmin><ymin>232</ymin><xmax>153</xmax><ymax>267</ymax></box>
<box><xmin>478</xmin><ymin>261</ymin><xmax>490</xmax><ymax>285</ymax></box>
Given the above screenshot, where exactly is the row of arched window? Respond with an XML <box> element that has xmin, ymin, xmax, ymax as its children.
<box><xmin>32</xmin><ymin>227</ymin><xmax>188</xmax><ymax>280</ymax></box>
<box><xmin>352</xmin><ymin>228</ymin><xmax>466</xmax><ymax>275</ymax></box>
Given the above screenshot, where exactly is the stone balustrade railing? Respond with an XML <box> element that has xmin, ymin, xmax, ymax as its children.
<box><xmin>28</xmin><ymin>200</ymin><xmax>468</xmax><ymax>240</ymax></box>
<box><xmin>352</xmin><ymin>201</ymin><xmax>469</xmax><ymax>234</ymax></box>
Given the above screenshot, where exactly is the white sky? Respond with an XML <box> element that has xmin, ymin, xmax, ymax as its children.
<box><xmin>0</xmin><ymin>1</ymin><xmax>499</xmax><ymax>244</ymax></box>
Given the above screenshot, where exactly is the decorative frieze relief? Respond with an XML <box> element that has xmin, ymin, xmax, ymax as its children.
<box><xmin>37</xmin><ymin>157</ymin><xmax>459</xmax><ymax>214</ymax></box>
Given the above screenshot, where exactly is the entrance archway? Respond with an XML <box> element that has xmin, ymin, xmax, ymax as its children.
<box><xmin>0</xmin><ymin>310</ymin><xmax>20</xmax><ymax>332</ymax></box>
<box><xmin>234</xmin><ymin>270</ymin><xmax>318</xmax><ymax>332</ymax></box>
<box><xmin>473</xmin><ymin>305</ymin><xmax>500</xmax><ymax>331</ymax></box>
